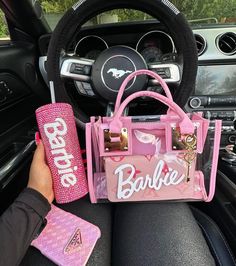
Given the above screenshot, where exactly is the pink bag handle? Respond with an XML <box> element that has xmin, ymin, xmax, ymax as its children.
<box><xmin>205</xmin><ymin>119</ymin><xmax>222</xmax><ymax>202</ymax></box>
<box><xmin>114</xmin><ymin>69</ymin><xmax>174</xmax><ymax>113</ymax></box>
<box><xmin>110</xmin><ymin>90</ymin><xmax>194</xmax><ymax>135</ymax></box>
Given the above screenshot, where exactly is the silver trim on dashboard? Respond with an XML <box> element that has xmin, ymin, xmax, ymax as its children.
<box><xmin>136</xmin><ymin>30</ymin><xmax>175</xmax><ymax>53</ymax></box>
<box><xmin>216</xmin><ymin>32</ymin><xmax>236</xmax><ymax>56</ymax></box>
<box><xmin>74</xmin><ymin>35</ymin><xmax>108</xmax><ymax>55</ymax></box>
<box><xmin>193</xmin><ymin>27</ymin><xmax>236</xmax><ymax>60</ymax></box>
<box><xmin>194</xmin><ymin>33</ymin><xmax>207</xmax><ymax>56</ymax></box>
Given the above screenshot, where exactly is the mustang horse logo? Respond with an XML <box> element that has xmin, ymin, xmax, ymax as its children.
<box><xmin>107</xmin><ymin>68</ymin><xmax>132</xmax><ymax>79</ymax></box>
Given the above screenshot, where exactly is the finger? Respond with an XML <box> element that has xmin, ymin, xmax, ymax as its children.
<box><xmin>35</xmin><ymin>132</ymin><xmax>41</xmax><ymax>145</ymax></box>
<box><xmin>33</xmin><ymin>141</ymin><xmax>46</xmax><ymax>163</ymax></box>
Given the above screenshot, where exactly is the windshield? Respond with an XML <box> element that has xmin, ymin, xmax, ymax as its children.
<box><xmin>39</xmin><ymin>0</ymin><xmax>236</xmax><ymax>30</ymax></box>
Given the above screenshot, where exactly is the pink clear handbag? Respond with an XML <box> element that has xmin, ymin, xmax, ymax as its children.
<box><xmin>86</xmin><ymin>70</ymin><xmax>222</xmax><ymax>203</ymax></box>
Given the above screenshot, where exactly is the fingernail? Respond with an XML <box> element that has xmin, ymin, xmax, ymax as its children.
<box><xmin>35</xmin><ymin>132</ymin><xmax>41</xmax><ymax>145</ymax></box>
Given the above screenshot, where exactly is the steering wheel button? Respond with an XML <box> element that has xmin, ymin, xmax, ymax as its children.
<box><xmin>153</xmin><ymin>68</ymin><xmax>171</xmax><ymax>79</ymax></box>
<box><xmin>83</xmin><ymin>65</ymin><xmax>91</xmax><ymax>75</ymax></box>
<box><xmin>82</xmin><ymin>82</ymin><xmax>91</xmax><ymax>90</ymax></box>
<box><xmin>70</xmin><ymin>63</ymin><xmax>91</xmax><ymax>76</ymax></box>
<box><xmin>70</xmin><ymin>63</ymin><xmax>76</xmax><ymax>72</ymax></box>
<box><xmin>86</xmin><ymin>90</ymin><xmax>95</xmax><ymax>96</ymax></box>
<box><xmin>165</xmin><ymin>68</ymin><xmax>171</xmax><ymax>78</ymax></box>
<box><xmin>82</xmin><ymin>82</ymin><xmax>94</xmax><ymax>96</ymax></box>
<box><xmin>75</xmin><ymin>81</ymin><xmax>86</xmax><ymax>95</ymax></box>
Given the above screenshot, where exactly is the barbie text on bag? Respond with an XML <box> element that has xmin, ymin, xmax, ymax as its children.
<box><xmin>86</xmin><ymin>70</ymin><xmax>222</xmax><ymax>203</ymax></box>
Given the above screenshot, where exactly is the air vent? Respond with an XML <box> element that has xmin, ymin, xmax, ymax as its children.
<box><xmin>216</xmin><ymin>32</ymin><xmax>236</xmax><ymax>55</ymax></box>
<box><xmin>194</xmin><ymin>34</ymin><xmax>206</xmax><ymax>56</ymax></box>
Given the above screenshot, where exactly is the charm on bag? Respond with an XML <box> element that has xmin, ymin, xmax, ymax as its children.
<box><xmin>183</xmin><ymin>134</ymin><xmax>197</xmax><ymax>182</ymax></box>
<box><xmin>172</xmin><ymin>128</ymin><xmax>197</xmax><ymax>182</ymax></box>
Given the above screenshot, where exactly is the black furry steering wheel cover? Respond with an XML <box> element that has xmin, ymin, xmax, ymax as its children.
<box><xmin>47</xmin><ymin>0</ymin><xmax>198</xmax><ymax>123</ymax></box>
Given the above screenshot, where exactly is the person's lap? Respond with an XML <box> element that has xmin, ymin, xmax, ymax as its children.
<box><xmin>112</xmin><ymin>202</ymin><xmax>215</xmax><ymax>266</ymax></box>
<box><xmin>20</xmin><ymin>198</ymin><xmax>215</xmax><ymax>266</ymax></box>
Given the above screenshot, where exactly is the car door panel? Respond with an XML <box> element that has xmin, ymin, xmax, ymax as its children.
<box><xmin>0</xmin><ymin>41</ymin><xmax>48</xmax><ymax>212</ymax></box>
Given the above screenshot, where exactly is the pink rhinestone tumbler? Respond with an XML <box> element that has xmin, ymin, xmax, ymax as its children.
<box><xmin>36</xmin><ymin>103</ymin><xmax>88</xmax><ymax>204</ymax></box>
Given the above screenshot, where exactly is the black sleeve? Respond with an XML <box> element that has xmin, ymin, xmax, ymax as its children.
<box><xmin>0</xmin><ymin>188</ymin><xmax>51</xmax><ymax>266</ymax></box>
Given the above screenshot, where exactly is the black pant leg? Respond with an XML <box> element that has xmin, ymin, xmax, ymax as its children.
<box><xmin>112</xmin><ymin>202</ymin><xmax>215</xmax><ymax>266</ymax></box>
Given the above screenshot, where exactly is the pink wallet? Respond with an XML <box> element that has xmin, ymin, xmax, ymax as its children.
<box><xmin>31</xmin><ymin>205</ymin><xmax>101</xmax><ymax>266</ymax></box>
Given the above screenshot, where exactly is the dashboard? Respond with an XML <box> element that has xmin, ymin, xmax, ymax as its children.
<box><xmin>74</xmin><ymin>29</ymin><xmax>175</xmax><ymax>64</ymax></box>
<box><xmin>39</xmin><ymin>20</ymin><xmax>236</xmax><ymax>146</ymax></box>
<box><xmin>39</xmin><ymin>21</ymin><xmax>236</xmax><ymax>94</ymax></box>
<box><xmin>71</xmin><ymin>24</ymin><xmax>236</xmax><ymax>97</ymax></box>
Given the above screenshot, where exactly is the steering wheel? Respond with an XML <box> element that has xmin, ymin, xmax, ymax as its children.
<box><xmin>47</xmin><ymin>0</ymin><xmax>198</xmax><ymax>128</ymax></box>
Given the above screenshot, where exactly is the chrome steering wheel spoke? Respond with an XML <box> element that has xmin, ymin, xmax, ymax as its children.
<box><xmin>147</xmin><ymin>63</ymin><xmax>181</xmax><ymax>85</ymax></box>
<box><xmin>60</xmin><ymin>56</ymin><xmax>94</xmax><ymax>82</ymax></box>
<box><xmin>60</xmin><ymin>56</ymin><xmax>96</xmax><ymax>97</ymax></box>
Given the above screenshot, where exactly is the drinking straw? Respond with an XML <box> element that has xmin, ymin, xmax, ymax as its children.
<box><xmin>49</xmin><ymin>81</ymin><xmax>56</xmax><ymax>103</ymax></box>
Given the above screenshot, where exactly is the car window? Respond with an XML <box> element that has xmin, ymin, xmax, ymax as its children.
<box><xmin>39</xmin><ymin>0</ymin><xmax>236</xmax><ymax>30</ymax></box>
<box><xmin>0</xmin><ymin>9</ymin><xmax>10</xmax><ymax>42</ymax></box>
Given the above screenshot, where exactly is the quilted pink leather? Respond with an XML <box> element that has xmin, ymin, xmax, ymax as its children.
<box><xmin>32</xmin><ymin>205</ymin><xmax>101</xmax><ymax>266</ymax></box>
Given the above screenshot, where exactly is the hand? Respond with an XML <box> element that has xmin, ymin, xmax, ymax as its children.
<box><xmin>28</xmin><ymin>141</ymin><xmax>54</xmax><ymax>204</ymax></box>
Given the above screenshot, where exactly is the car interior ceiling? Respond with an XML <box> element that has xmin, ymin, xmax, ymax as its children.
<box><xmin>0</xmin><ymin>0</ymin><xmax>236</xmax><ymax>264</ymax></box>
